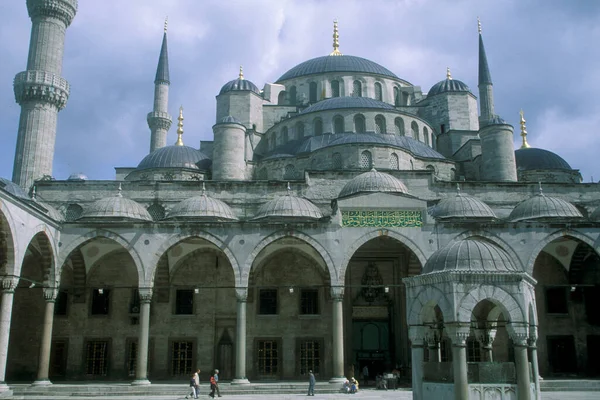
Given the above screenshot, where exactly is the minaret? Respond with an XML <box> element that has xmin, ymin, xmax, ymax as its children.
<box><xmin>147</xmin><ymin>18</ymin><xmax>172</xmax><ymax>153</ymax></box>
<box><xmin>478</xmin><ymin>18</ymin><xmax>495</xmax><ymax>124</ymax></box>
<box><xmin>12</xmin><ymin>0</ymin><xmax>78</xmax><ymax>190</ymax></box>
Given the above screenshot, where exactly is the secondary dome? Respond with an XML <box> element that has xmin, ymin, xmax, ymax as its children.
<box><xmin>79</xmin><ymin>191</ymin><xmax>152</xmax><ymax>222</ymax></box>
<box><xmin>430</xmin><ymin>186</ymin><xmax>496</xmax><ymax>220</ymax></box>
<box><xmin>166</xmin><ymin>192</ymin><xmax>237</xmax><ymax>221</ymax></box>
<box><xmin>423</xmin><ymin>237</ymin><xmax>518</xmax><ymax>274</ymax></box>
<box><xmin>508</xmin><ymin>188</ymin><xmax>583</xmax><ymax>222</ymax></box>
<box><xmin>428</xmin><ymin>76</ymin><xmax>471</xmax><ymax>97</ymax></box>
<box><xmin>137</xmin><ymin>145</ymin><xmax>210</xmax><ymax>171</ymax></box>
<box><xmin>300</xmin><ymin>97</ymin><xmax>395</xmax><ymax>115</ymax></box>
<box><xmin>0</xmin><ymin>177</ymin><xmax>29</xmax><ymax>199</ymax></box>
<box><xmin>339</xmin><ymin>169</ymin><xmax>408</xmax><ymax>198</ymax></box>
<box><xmin>253</xmin><ymin>189</ymin><xmax>323</xmax><ymax>220</ymax></box>
<box><xmin>515</xmin><ymin>147</ymin><xmax>572</xmax><ymax>171</ymax></box>
<box><xmin>219</xmin><ymin>78</ymin><xmax>260</xmax><ymax>95</ymax></box>
<box><xmin>277</xmin><ymin>55</ymin><xmax>398</xmax><ymax>82</ymax></box>
<box><xmin>67</xmin><ymin>173</ymin><xmax>88</xmax><ymax>181</ymax></box>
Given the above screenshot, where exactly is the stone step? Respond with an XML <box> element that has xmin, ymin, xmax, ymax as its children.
<box><xmin>539</xmin><ymin>379</ymin><xmax>600</xmax><ymax>391</ymax></box>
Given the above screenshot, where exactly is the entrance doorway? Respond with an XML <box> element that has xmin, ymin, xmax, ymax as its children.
<box><xmin>353</xmin><ymin>320</ymin><xmax>391</xmax><ymax>385</ymax></box>
<box><xmin>547</xmin><ymin>336</ymin><xmax>577</xmax><ymax>375</ymax></box>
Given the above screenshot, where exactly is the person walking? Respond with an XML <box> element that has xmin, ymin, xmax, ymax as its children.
<box><xmin>362</xmin><ymin>364</ymin><xmax>369</xmax><ymax>386</ymax></box>
<box><xmin>209</xmin><ymin>372</ymin><xmax>217</xmax><ymax>398</ymax></box>
<box><xmin>213</xmin><ymin>369</ymin><xmax>222</xmax><ymax>397</ymax></box>
<box><xmin>185</xmin><ymin>368</ymin><xmax>201</xmax><ymax>399</ymax></box>
<box><xmin>307</xmin><ymin>370</ymin><xmax>316</xmax><ymax>396</ymax></box>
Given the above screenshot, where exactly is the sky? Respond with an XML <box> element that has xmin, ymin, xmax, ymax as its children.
<box><xmin>1</xmin><ymin>0</ymin><xmax>599</xmax><ymax>182</ymax></box>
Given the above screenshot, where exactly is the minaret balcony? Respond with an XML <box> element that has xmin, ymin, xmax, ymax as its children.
<box><xmin>27</xmin><ymin>0</ymin><xmax>78</xmax><ymax>26</ymax></box>
<box><xmin>13</xmin><ymin>70</ymin><xmax>70</xmax><ymax>109</ymax></box>
<box><xmin>147</xmin><ymin>111</ymin><xmax>172</xmax><ymax>130</ymax></box>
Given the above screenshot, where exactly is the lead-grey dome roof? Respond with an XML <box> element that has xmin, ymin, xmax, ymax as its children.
<box><xmin>219</xmin><ymin>78</ymin><xmax>260</xmax><ymax>95</ymax></box>
<box><xmin>428</xmin><ymin>78</ymin><xmax>471</xmax><ymax>97</ymax></box>
<box><xmin>430</xmin><ymin>186</ymin><xmax>496</xmax><ymax>220</ymax></box>
<box><xmin>423</xmin><ymin>237</ymin><xmax>518</xmax><ymax>274</ymax></box>
<box><xmin>515</xmin><ymin>147</ymin><xmax>572</xmax><ymax>171</ymax></box>
<box><xmin>253</xmin><ymin>191</ymin><xmax>323</xmax><ymax>220</ymax></box>
<box><xmin>67</xmin><ymin>173</ymin><xmax>88</xmax><ymax>181</ymax></box>
<box><xmin>277</xmin><ymin>55</ymin><xmax>398</xmax><ymax>82</ymax></box>
<box><xmin>166</xmin><ymin>193</ymin><xmax>237</xmax><ymax>221</ymax></box>
<box><xmin>339</xmin><ymin>169</ymin><xmax>408</xmax><ymax>198</ymax></box>
<box><xmin>79</xmin><ymin>193</ymin><xmax>153</xmax><ymax>222</ymax></box>
<box><xmin>0</xmin><ymin>177</ymin><xmax>29</xmax><ymax>199</ymax></box>
<box><xmin>300</xmin><ymin>97</ymin><xmax>396</xmax><ymax>115</ymax></box>
<box><xmin>137</xmin><ymin>145</ymin><xmax>210</xmax><ymax>171</ymax></box>
<box><xmin>508</xmin><ymin>189</ymin><xmax>583</xmax><ymax>222</ymax></box>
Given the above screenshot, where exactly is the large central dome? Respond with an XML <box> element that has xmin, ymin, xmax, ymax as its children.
<box><xmin>276</xmin><ymin>55</ymin><xmax>398</xmax><ymax>82</ymax></box>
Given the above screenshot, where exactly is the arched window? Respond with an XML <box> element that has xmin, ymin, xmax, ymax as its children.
<box><xmin>423</xmin><ymin>127</ymin><xmax>429</xmax><ymax>146</ymax></box>
<box><xmin>375</xmin><ymin>115</ymin><xmax>386</xmax><ymax>134</ymax></box>
<box><xmin>360</xmin><ymin>151</ymin><xmax>372</xmax><ymax>170</ymax></box>
<box><xmin>333</xmin><ymin>115</ymin><xmax>344</xmax><ymax>134</ymax></box>
<box><xmin>393</xmin><ymin>86</ymin><xmax>400</xmax><ymax>106</ymax></box>
<box><xmin>331</xmin><ymin>80</ymin><xmax>340</xmax><ymax>98</ymax></box>
<box><xmin>309</xmin><ymin>82</ymin><xmax>318</xmax><ymax>103</ymax></box>
<box><xmin>314</xmin><ymin>118</ymin><xmax>323</xmax><ymax>136</ymax></box>
<box><xmin>354</xmin><ymin>114</ymin><xmax>366</xmax><ymax>133</ymax></box>
<box><xmin>278</xmin><ymin>91</ymin><xmax>286</xmax><ymax>105</ymax></box>
<box><xmin>296</xmin><ymin>122</ymin><xmax>305</xmax><ymax>139</ymax></box>
<box><xmin>284</xmin><ymin>164</ymin><xmax>297</xmax><ymax>180</ymax></box>
<box><xmin>352</xmin><ymin>80</ymin><xmax>362</xmax><ymax>97</ymax></box>
<box><xmin>258</xmin><ymin>168</ymin><xmax>268</xmax><ymax>180</ymax></box>
<box><xmin>332</xmin><ymin>152</ymin><xmax>342</xmax><ymax>169</ymax></box>
<box><xmin>394</xmin><ymin>117</ymin><xmax>405</xmax><ymax>136</ymax></box>
<box><xmin>147</xmin><ymin>203</ymin><xmax>165</xmax><ymax>220</ymax></box>
<box><xmin>411</xmin><ymin>121</ymin><xmax>420</xmax><ymax>141</ymax></box>
<box><xmin>390</xmin><ymin>153</ymin><xmax>399</xmax><ymax>170</ymax></box>
<box><xmin>65</xmin><ymin>203</ymin><xmax>83</xmax><ymax>221</ymax></box>
<box><xmin>288</xmin><ymin>86</ymin><xmax>297</xmax><ymax>105</ymax></box>
<box><xmin>374</xmin><ymin>82</ymin><xmax>383</xmax><ymax>101</ymax></box>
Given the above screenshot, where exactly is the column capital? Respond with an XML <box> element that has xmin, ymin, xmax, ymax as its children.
<box><xmin>408</xmin><ymin>325</ymin><xmax>426</xmax><ymax>346</ymax></box>
<box><xmin>445</xmin><ymin>324</ymin><xmax>471</xmax><ymax>346</ymax></box>
<box><xmin>507</xmin><ymin>322</ymin><xmax>530</xmax><ymax>347</ymax></box>
<box><xmin>1</xmin><ymin>277</ymin><xmax>19</xmax><ymax>293</ymax></box>
<box><xmin>43</xmin><ymin>287</ymin><xmax>58</xmax><ymax>301</ymax></box>
<box><xmin>138</xmin><ymin>288</ymin><xmax>153</xmax><ymax>304</ymax></box>
<box><xmin>330</xmin><ymin>286</ymin><xmax>344</xmax><ymax>301</ymax></box>
<box><xmin>424</xmin><ymin>328</ymin><xmax>442</xmax><ymax>347</ymax></box>
<box><xmin>235</xmin><ymin>287</ymin><xmax>248</xmax><ymax>302</ymax></box>
<box><xmin>473</xmin><ymin>327</ymin><xmax>496</xmax><ymax>348</ymax></box>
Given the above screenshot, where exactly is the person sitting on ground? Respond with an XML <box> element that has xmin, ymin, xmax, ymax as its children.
<box><xmin>350</xmin><ymin>377</ymin><xmax>359</xmax><ymax>394</ymax></box>
<box><xmin>340</xmin><ymin>378</ymin><xmax>350</xmax><ymax>393</ymax></box>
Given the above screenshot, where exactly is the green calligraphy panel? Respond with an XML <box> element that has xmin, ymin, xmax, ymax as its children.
<box><xmin>341</xmin><ymin>210</ymin><xmax>422</xmax><ymax>227</ymax></box>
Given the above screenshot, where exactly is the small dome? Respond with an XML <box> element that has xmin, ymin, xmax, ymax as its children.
<box><xmin>508</xmin><ymin>189</ymin><xmax>583</xmax><ymax>222</ymax></box>
<box><xmin>339</xmin><ymin>169</ymin><xmax>408</xmax><ymax>198</ymax></box>
<box><xmin>67</xmin><ymin>173</ymin><xmax>88</xmax><ymax>181</ymax></box>
<box><xmin>218</xmin><ymin>115</ymin><xmax>243</xmax><ymax>125</ymax></box>
<box><xmin>423</xmin><ymin>237</ymin><xmax>518</xmax><ymax>274</ymax></box>
<box><xmin>430</xmin><ymin>187</ymin><xmax>496</xmax><ymax>220</ymax></box>
<box><xmin>166</xmin><ymin>193</ymin><xmax>237</xmax><ymax>221</ymax></box>
<box><xmin>219</xmin><ymin>78</ymin><xmax>260</xmax><ymax>95</ymax></box>
<box><xmin>35</xmin><ymin>201</ymin><xmax>64</xmax><ymax>222</ymax></box>
<box><xmin>79</xmin><ymin>193</ymin><xmax>152</xmax><ymax>222</ymax></box>
<box><xmin>276</xmin><ymin>55</ymin><xmax>398</xmax><ymax>82</ymax></box>
<box><xmin>515</xmin><ymin>147</ymin><xmax>572</xmax><ymax>171</ymax></box>
<box><xmin>300</xmin><ymin>97</ymin><xmax>396</xmax><ymax>115</ymax></box>
<box><xmin>428</xmin><ymin>78</ymin><xmax>471</xmax><ymax>97</ymax></box>
<box><xmin>137</xmin><ymin>145</ymin><xmax>210</xmax><ymax>171</ymax></box>
<box><xmin>0</xmin><ymin>177</ymin><xmax>29</xmax><ymax>199</ymax></box>
<box><xmin>253</xmin><ymin>191</ymin><xmax>323</xmax><ymax>220</ymax></box>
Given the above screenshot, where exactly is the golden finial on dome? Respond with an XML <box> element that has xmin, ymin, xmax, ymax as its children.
<box><xmin>175</xmin><ymin>106</ymin><xmax>184</xmax><ymax>146</ymax></box>
<box><xmin>520</xmin><ymin>109</ymin><xmax>531</xmax><ymax>149</ymax></box>
<box><xmin>164</xmin><ymin>16</ymin><xmax>168</xmax><ymax>33</ymax></box>
<box><xmin>239</xmin><ymin>65</ymin><xmax>244</xmax><ymax>80</ymax></box>
<box><xmin>330</xmin><ymin>19</ymin><xmax>342</xmax><ymax>56</ymax></box>
<box><xmin>478</xmin><ymin>17</ymin><xmax>482</xmax><ymax>34</ymax></box>
<box><xmin>446</xmin><ymin>67</ymin><xmax>452</xmax><ymax>80</ymax></box>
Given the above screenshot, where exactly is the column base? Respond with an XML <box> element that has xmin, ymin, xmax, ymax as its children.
<box><xmin>328</xmin><ymin>376</ymin><xmax>347</xmax><ymax>385</ymax></box>
<box><xmin>231</xmin><ymin>378</ymin><xmax>251</xmax><ymax>385</ymax></box>
<box><xmin>131</xmin><ymin>379</ymin><xmax>151</xmax><ymax>386</ymax></box>
<box><xmin>0</xmin><ymin>382</ymin><xmax>11</xmax><ymax>392</ymax></box>
<box><xmin>31</xmin><ymin>379</ymin><xmax>52</xmax><ymax>386</ymax></box>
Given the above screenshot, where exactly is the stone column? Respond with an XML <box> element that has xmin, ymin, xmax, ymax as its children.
<box><xmin>132</xmin><ymin>288</ymin><xmax>152</xmax><ymax>385</ymax></box>
<box><xmin>447</xmin><ymin>325</ymin><xmax>470</xmax><ymax>400</ymax></box>
<box><xmin>528</xmin><ymin>337</ymin><xmax>541</xmax><ymax>400</ymax></box>
<box><xmin>0</xmin><ymin>277</ymin><xmax>18</xmax><ymax>390</ymax></box>
<box><xmin>509</xmin><ymin>327</ymin><xmax>531</xmax><ymax>400</ymax></box>
<box><xmin>33</xmin><ymin>288</ymin><xmax>58</xmax><ymax>385</ymax></box>
<box><xmin>232</xmin><ymin>288</ymin><xmax>250</xmax><ymax>384</ymax></box>
<box><xmin>329</xmin><ymin>286</ymin><xmax>346</xmax><ymax>384</ymax></box>
<box><xmin>409</xmin><ymin>326</ymin><xmax>425</xmax><ymax>400</ymax></box>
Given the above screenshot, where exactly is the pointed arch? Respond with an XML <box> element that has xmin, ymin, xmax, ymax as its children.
<box><xmin>407</xmin><ymin>286</ymin><xmax>452</xmax><ymax>325</ymax></box>
<box><xmin>526</xmin><ymin>229</ymin><xmax>596</xmax><ymax>275</ymax></box>
<box><xmin>457</xmin><ymin>286</ymin><xmax>526</xmax><ymax>325</ymax></box>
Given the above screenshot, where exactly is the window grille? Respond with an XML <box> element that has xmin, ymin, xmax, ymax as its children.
<box><xmin>147</xmin><ymin>203</ymin><xmax>165</xmax><ymax>220</ymax></box>
<box><xmin>257</xmin><ymin>340</ymin><xmax>279</xmax><ymax>376</ymax></box>
<box><xmin>127</xmin><ymin>340</ymin><xmax>137</xmax><ymax>377</ymax></box>
<box><xmin>354</xmin><ymin>115</ymin><xmax>366</xmax><ymax>133</ymax></box>
<box><xmin>258</xmin><ymin>168</ymin><xmax>268</xmax><ymax>180</ymax></box>
<box><xmin>360</xmin><ymin>151</ymin><xmax>372</xmax><ymax>170</ymax></box>
<box><xmin>375</xmin><ymin>115</ymin><xmax>386</xmax><ymax>134</ymax></box>
<box><xmin>467</xmin><ymin>338</ymin><xmax>481</xmax><ymax>362</ymax></box>
<box><xmin>332</xmin><ymin>153</ymin><xmax>342</xmax><ymax>169</ymax></box>
<box><xmin>300</xmin><ymin>340</ymin><xmax>321</xmax><ymax>375</ymax></box>
<box><xmin>395</xmin><ymin>117</ymin><xmax>405</xmax><ymax>136</ymax></box>
<box><xmin>86</xmin><ymin>340</ymin><xmax>109</xmax><ymax>376</ymax></box>
<box><xmin>352</xmin><ymin>80</ymin><xmax>362</xmax><ymax>97</ymax></box>
<box><xmin>283</xmin><ymin>164</ymin><xmax>297</xmax><ymax>180</ymax></box>
<box><xmin>171</xmin><ymin>341</ymin><xmax>193</xmax><ymax>376</ymax></box>
<box><xmin>390</xmin><ymin>154</ymin><xmax>399</xmax><ymax>170</ymax></box>
<box><xmin>374</xmin><ymin>82</ymin><xmax>382</xmax><ymax>101</ymax></box>
<box><xmin>65</xmin><ymin>204</ymin><xmax>83</xmax><ymax>221</ymax></box>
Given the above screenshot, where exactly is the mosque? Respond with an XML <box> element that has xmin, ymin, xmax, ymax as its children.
<box><xmin>1</xmin><ymin>0</ymin><xmax>599</xmax><ymax>399</ymax></box>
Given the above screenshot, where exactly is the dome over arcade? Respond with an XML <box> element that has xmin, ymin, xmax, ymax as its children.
<box><xmin>78</xmin><ymin>186</ymin><xmax>152</xmax><ymax>222</ymax></box>
<box><xmin>166</xmin><ymin>187</ymin><xmax>237</xmax><ymax>221</ymax></box>
<box><xmin>338</xmin><ymin>168</ymin><xmax>408</xmax><ymax>198</ymax></box>
<box><xmin>429</xmin><ymin>185</ymin><xmax>496</xmax><ymax>220</ymax></box>
<box><xmin>422</xmin><ymin>237</ymin><xmax>518</xmax><ymax>274</ymax></box>
<box><xmin>0</xmin><ymin>177</ymin><xmax>29</xmax><ymax>199</ymax></box>
<box><xmin>253</xmin><ymin>185</ymin><xmax>323</xmax><ymax>220</ymax></box>
<box><xmin>300</xmin><ymin>97</ymin><xmax>395</xmax><ymax>115</ymax></box>
<box><xmin>427</xmin><ymin>68</ymin><xmax>471</xmax><ymax>97</ymax></box>
<box><xmin>219</xmin><ymin>66</ymin><xmax>260</xmax><ymax>95</ymax></box>
<box><xmin>508</xmin><ymin>186</ymin><xmax>583</xmax><ymax>222</ymax></box>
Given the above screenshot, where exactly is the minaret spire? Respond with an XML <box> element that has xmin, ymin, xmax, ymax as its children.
<box><xmin>478</xmin><ymin>17</ymin><xmax>495</xmax><ymax>124</ymax></box>
<box><xmin>520</xmin><ymin>109</ymin><xmax>531</xmax><ymax>149</ymax></box>
<box><xmin>147</xmin><ymin>19</ymin><xmax>173</xmax><ymax>152</ymax></box>
<box><xmin>175</xmin><ymin>106</ymin><xmax>184</xmax><ymax>146</ymax></box>
<box><xmin>330</xmin><ymin>19</ymin><xmax>342</xmax><ymax>56</ymax></box>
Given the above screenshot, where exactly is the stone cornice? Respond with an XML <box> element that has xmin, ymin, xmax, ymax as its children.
<box><xmin>27</xmin><ymin>0</ymin><xmax>78</xmax><ymax>27</ymax></box>
<box><xmin>403</xmin><ymin>270</ymin><xmax>537</xmax><ymax>288</ymax></box>
<box><xmin>14</xmin><ymin>70</ymin><xmax>70</xmax><ymax>109</ymax></box>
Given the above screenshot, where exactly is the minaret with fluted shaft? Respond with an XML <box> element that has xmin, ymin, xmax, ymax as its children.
<box><xmin>12</xmin><ymin>0</ymin><xmax>78</xmax><ymax>190</ymax></box>
<box><xmin>478</xmin><ymin>18</ymin><xmax>495</xmax><ymax>124</ymax></box>
<box><xmin>147</xmin><ymin>19</ymin><xmax>172</xmax><ymax>153</ymax></box>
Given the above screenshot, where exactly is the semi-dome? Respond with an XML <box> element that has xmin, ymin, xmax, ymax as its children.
<box><xmin>515</xmin><ymin>147</ymin><xmax>572</xmax><ymax>171</ymax></box>
<box><xmin>166</xmin><ymin>192</ymin><xmax>237</xmax><ymax>221</ymax></box>
<box><xmin>300</xmin><ymin>97</ymin><xmax>395</xmax><ymax>115</ymax></box>
<box><xmin>508</xmin><ymin>188</ymin><xmax>583</xmax><ymax>222</ymax></box>
<box><xmin>430</xmin><ymin>186</ymin><xmax>496</xmax><ymax>220</ymax></box>
<box><xmin>277</xmin><ymin>55</ymin><xmax>398</xmax><ymax>82</ymax></box>
<box><xmin>338</xmin><ymin>168</ymin><xmax>408</xmax><ymax>198</ymax></box>
<box><xmin>428</xmin><ymin>77</ymin><xmax>471</xmax><ymax>97</ymax></box>
<box><xmin>253</xmin><ymin>190</ymin><xmax>323</xmax><ymax>220</ymax></box>
<box><xmin>422</xmin><ymin>237</ymin><xmax>518</xmax><ymax>274</ymax></box>
<box><xmin>137</xmin><ymin>145</ymin><xmax>210</xmax><ymax>171</ymax></box>
<box><xmin>0</xmin><ymin>177</ymin><xmax>29</xmax><ymax>199</ymax></box>
<box><xmin>219</xmin><ymin>78</ymin><xmax>260</xmax><ymax>95</ymax></box>
<box><xmin>67</xmin><ymin>173</ymin><xmax>88</xmax><ymax>181</ymax></box>
<box><xmin>79</xmin><ymin>191</ymin><xmax>152</xmax><ymax>222</ymax></box>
